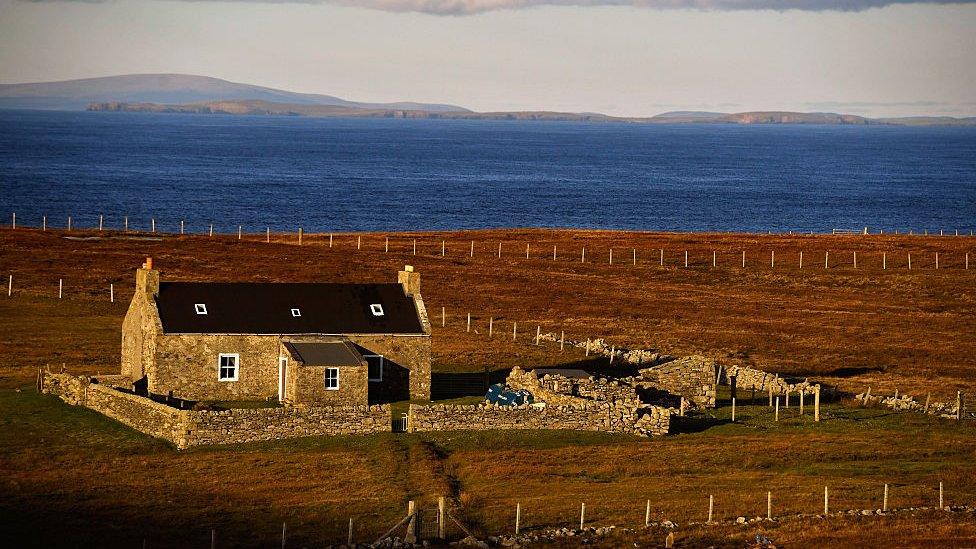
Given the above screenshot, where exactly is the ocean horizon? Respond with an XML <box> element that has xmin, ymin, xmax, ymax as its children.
<box><xmin>2</xmin><ymin>109</ymin><xmax>975</xmax><ymax>234</ymax></box>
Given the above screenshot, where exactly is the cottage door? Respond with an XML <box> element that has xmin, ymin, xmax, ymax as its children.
<box><xmin>278</xmin><ymin>357</ymin><xmax>287</xmax><ymax>403</ymax></box>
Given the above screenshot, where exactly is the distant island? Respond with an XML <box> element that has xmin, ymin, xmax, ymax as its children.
<box><xmin>3</xmin><ymin>73</ymin><xmax>975</xmax><ymax>126</ymax></box>
<box><xmin>87</xmin><ymin>100</ymin><xmax>976</xmax><ymax>126</ymax></box>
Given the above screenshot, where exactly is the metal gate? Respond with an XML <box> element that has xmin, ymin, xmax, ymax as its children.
<box><xmin>415</xmin><ymin>506</ymin><xmax>442</xmax><ymax>540</ymax></box>
<box><xmin>392</xmin><ymin>413</ymin><xmax>408</xmax><ymax>433</ymax></box>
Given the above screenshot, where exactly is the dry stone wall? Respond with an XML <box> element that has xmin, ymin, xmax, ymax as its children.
<box><xmin>856</xmin><ymin>390</ymin><xmax>967</xmax><ymax>419</ymax></box>
<box><xmin>43</xmin><ymin>372</ymin><xmax>390</xmax><ymax>449</ymax></box>
<box><xmin>408</xmin><ymin>401</ymin><xmax>669</xmax><ymax>437</ymax></box>
<box><xmin>635</xmin><ymin>355</ymin><xmax>717</xmax><ymax>409</ymax></box>
<box><xmin>507</xmin><ymin>366</ymin><xmax>641</xmax><ymax>406</ymax></box>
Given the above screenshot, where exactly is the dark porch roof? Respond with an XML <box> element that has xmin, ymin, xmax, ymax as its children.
<box><xmin>283</xmin><ymin>340</ymin><xmax>364</xmax><ymax>367</ymax></box>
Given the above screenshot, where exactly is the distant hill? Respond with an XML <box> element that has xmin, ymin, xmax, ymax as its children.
<box><xmin>85</xmin><ymin>99</ymin><xmax>976</xmax><ymax>126</ymax></box>
<box><xmin>0</xmin><ymin>74</ymin><xmax>469</xmax><ymax>113</ymax></box>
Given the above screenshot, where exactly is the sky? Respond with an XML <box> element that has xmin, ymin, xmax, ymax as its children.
<box><xmin>0</xmin><ymin>0</ymin><xmax>975</xmax><ymax>117</ymax></box>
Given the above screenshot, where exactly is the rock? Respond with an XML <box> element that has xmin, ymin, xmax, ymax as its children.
<box><xmin>736</xmin><ymin>516</ymin><xmax>746</xmax><ymax>524</ymax></box>
<box><xmin>457</xmin><ymin>535</ymin><xmax>488</xmax><ymax>548</ymax></box>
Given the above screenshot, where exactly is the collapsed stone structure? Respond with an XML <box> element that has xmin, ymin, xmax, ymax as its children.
<box><xmin>409</xmin><ymin>366</ymin><xmax>670</xmax><ymax>436</ymax></box>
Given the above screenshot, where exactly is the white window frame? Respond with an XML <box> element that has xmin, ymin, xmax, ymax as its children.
<box><xmin>195</xmin><ymin>303</ymin><xmax>208</xmax><ymax>315</ymax></box>
<box><xmin>365</xmin><ymin>354</ymin><xmax>384</xmax><ymax>382</ymax></box>
<box><xmin>370</xmin><ymin>303</ymin><xmax>384</xmax><ymax>316</ymax></box>
<box><xmin>218</xmin><ymin>353</ymin><xmax>239</xmax><ymax>382</ymax></box>
<box><xmin>325</xmin><ymin>367</ymin><xmax>339</xmax><ymax>390</ymax></box>
<box><xmin>291</xmin><ymin>308</ymin><xmax>301</xmax><ymax>317</ymax></box>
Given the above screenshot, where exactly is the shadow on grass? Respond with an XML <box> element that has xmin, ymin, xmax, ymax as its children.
<box><xmin>669</xmin><ymin>414</ymin><xmax>730</xmax><ymax>434</ymax></box>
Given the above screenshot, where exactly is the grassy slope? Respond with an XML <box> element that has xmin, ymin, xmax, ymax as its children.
<box><xmin>1</xmin><ymin>228</ymin><xmax>975</xmax><ymax>546</ymax></box>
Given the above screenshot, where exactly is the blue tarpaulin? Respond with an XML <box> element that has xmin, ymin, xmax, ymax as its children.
<box><xmin>485</xmin><ymin>383</ymin><xmax>534</xmax><ymax>406</ymax></box>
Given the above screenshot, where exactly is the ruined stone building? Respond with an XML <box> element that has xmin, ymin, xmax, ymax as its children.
<box><xmin>121</xmin><ymin>258</ymin><xmax>431</xmax><ymax>405</ymax></box>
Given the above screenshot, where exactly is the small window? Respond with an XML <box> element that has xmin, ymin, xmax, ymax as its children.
<box><xmin>325</xmin><ymin>367</ymin><xmax>339</xmax><ymax>390</ymax></box>
<box><xmin>218</xmin><ymin>353</ymin><xmax>239</xmax><ymax>381</ymax></box>
<box><xmin>370</xmin><ymin>303</ymin><xmax>384</xmax><ymax>316</ymax></box>
<box><xmin>366</xmin><ymin>355</ymin><xmax>384</xmax><ymax>382</ymax></box>
<box><xmin>195</xmin><ymin>303</ymin><xmax>208</xmax><ymax>315</ymax></box>
<box><xmin>291</xmin><ymin>308</ymin><xmax>301</xmax><ymax>317</ymax></box>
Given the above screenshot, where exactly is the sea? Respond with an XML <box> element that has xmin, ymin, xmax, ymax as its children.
<box><xmin>1</xmin><ymin>109</ymin><xmax>974</xmax><ymax>234</ymax></box>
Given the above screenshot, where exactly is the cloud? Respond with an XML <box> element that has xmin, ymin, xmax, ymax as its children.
<box><xmin>17</xmin><ymin>0</ymin><xmax>976</xmax><ymax>14</ymax></box>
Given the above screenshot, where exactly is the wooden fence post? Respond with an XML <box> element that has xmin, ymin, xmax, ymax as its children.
<box><xmin>708</xmin><ymin>495</ymin><xmax>714</xmax><ymax>523</ymax></box>
<box><xmin>406</xmin><ymin>500</ymin><xmax>416</xmax><ymax>543</ymax></box>
<box><xmin>413</xmin><ymin>239</ymin><xmax>416</xmax><ymax>255</ymax></box>
<box><xmin>441</xmin><ymin>307</ymin><xmax>446</xmax><ymax>327</ymax></box>
<box><xmin>497</xmin><ymin>242</ymin><xmax>502</xmax><ymax>259</ymax></box>
<box><xmin>281</xmin><ymin>522</ymin><xmax>287</xmax><ymax>549</ymax></box>
<box><xmin>58</xmin><ymin>278</ymin><xmax>62</xmax><ymax>299</ymax></box>
<box><xmin>771</xmin><ymin>250</ymin><xmax>775</xmax><ymax>268</ymax></box>
<box><xmin>489</xmin><ymin>317</ymin><xmax>493</xmax><ymax>337</ymax></box>
<box><xmin>908</xmin><ymin>253</ymin><xmax>912</xmax><ymax>270</ymax></box>
<box><xmin>824</xmin><ymin>251</ymin><xmax>829</xmax><ymax>269</ymax></box>
<box><xmin>559</xmin><ymin>331</ymin><xmax>565</xmax><ymax>351</ymax></box>
<box><xmin>814</xmin><ymin>385</ymin><xmax>821</xmax><ymax>422</ymax></box>
<box><xmin>957</xmin><ymin>391</ymin><xmax>963</xmax><ymax>420</ymax></box>
<box><xmin>633</xmin><ymin>248</ymin><xmax>636</xmax><ymax>265</ymax></box>
<box><xmin>525</xmin><ymin>243</ymin><xmax>529</xmax><ymax>259</ymax></box>
<box><xmin>660</xmin><ymin>248</ymin><xmax>664</xmax><ymax>266</ymax></box>
<box><xmin>357</xmin><ymin>235</ymin><xmax>361</xmax><ymax>250</ymax></box>
<box><xmin>513</xmin><ymin>322</ymin><xmax>517</xmax><ymax>341</ymax></box>
<box><xmin>110</xmin><ymin>283</ymin><xmax>114</xmax><ymax>303</ymax></box>
<box><xmin>467</xmin><ymin>313</ymin><xmax>471</xmax><ymax>333</ymax></box>
<box><xmin>742</xmin><ymin>250</ymin><xmax>745</xmax><ymax>268</ymax></box>
<box><xmin>98</xmin><ymin>214</ymin><xmax>103</xmax><ymax>231</ymax></box>
<box><xmin>470</xmin><ymin>241</ymin><xmax>474</xmax><ymax>257</ymax></box>
<box><xmin>883</xmin><ymin>252</ymin><xmax>886</xmax><ymax>270</ymax></box>
<box><xmin>940</xmin><ymin>481</ymin><xmax>944</xmax><ymax>509</ymax></box>
<box><xmin>348</xmin><ymin>518</ymin><xmax>354</xmax><ymax>545</ymax></box>
<box><xmin>535</xmin><ymin>325</ymin><xmax>540</xmax><ymax>345</ymax></box>
<box><xmin>731</xmin><ymin>397</ymin><xmax>736</xmax><ymax>422</ymax></box>
<box><xmin>151</xmin><ymin>218</ymin><xmax>155</xmax><ymax>233</ymax></box>
<box><xmin>238</xmin><ymin>226</ymin><xmax>242</xmax><ymax>240</ymax></box>
<box><xmin>43</xmin><ymin>215</ymin><xmax>47</xmax><ymax>231</ymax></box>
<box><xmin>936</xmin><ymin>252</ymin><xmax>939</xmax><ymax>269</ymax></box>
<box><xmin>209</xmin><ymin>223</ymin><xmax>213</xmax><ymax>236</ymax></box>
<box><xmin>684</xmin><ymin>250</ymin><xmax>688</xmax><ymax>268</ymax></box>
<box><xmin>442</xmin><ymin>240</ymin><xmax>446</xmax><ymax>257</ymax></box>
<box><xmin>67</xmin><ymin>216</ymin><xmax>72</xmax><ymax>231</ymax></box>
<box><xmin>553</xmin><ymin>245</ymin><xmax>557</xmax><ymax>260</ymax></box>
<box><xmin>767</xmin><ymin>491</ymin><xmax>772</xmax><ymax>520</ymax></box>
<box><xmin>775</xmin><ymin>397</ymin><xmax>779</xmax><ymax>421</ymax></box>
<box><xmin>580</xmin><ymin>502</ymin><xmax>585</xmax><ymax>530</ymax></box>
<box><xmin>298</xmin><ymin>227</ymin><xmax>303</xmax><ymax>245</ymax></box>
<box><xmin>585</xmin><ymin>338</ymin><xmax>590</xmax><ymax>357</ymax></box>
<box><xmin>824</xmin><ymin>486</ymin><xmax>829</xmax><ymax>515</ymax></box>
<box><xmin>799</xmin><ymin>250</ymin><xmax>803</xmax><ymax>269</ymax></box>
<box><xmin>853</xmin><ymin>251</ymin><xmax>857</xmax><ymax>269</ymax></box>
<box><xmin>799</xmin><ymin>389</ymin><xmax>804</xmax><ymax>414</ymax></box>
<box><xmin>438</xmin><ymin>496</ymin><xmax>446</xmax><ymax>539</ymax></box>
<box><xmin>516</xmin><ymin>502</ymin><xmax>521</xmax><ymax>535</ymax></box>
<box><xmin>330</xmin><ymin>233</ymin><xmax>334</xmax><ymax>248</ymax></box>
<box><xmin>645</xmin><ymin>499</ymin><xmax>651</xmax><ymax>527</ymax></box>
<box><xmin>883</xmin><ymin>483</ymin><xmax>888</xmax><ymax>512</ymax></box>
<box><xmin>713</xmin><ymin>250</ymin><xmax>716</xmax><ymax>267</ymax></box>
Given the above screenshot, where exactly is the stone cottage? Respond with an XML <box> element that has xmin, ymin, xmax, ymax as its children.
<box><xmin>121</xmin><ymin>258</ymin><xmax>431</xmax><ymax>405</ymax></box>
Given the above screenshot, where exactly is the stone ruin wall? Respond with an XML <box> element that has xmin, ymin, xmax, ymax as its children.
<box><xmin>408</xmin><ymin>401</ymin><xmax>669</xmax><ymax>437</ymax></box>
<box><xmin>42</xmin><ymin>372</ymin><xmax>390</xmax><ymax>449</ymax></box>
<box><xmin>634</xmin><ymin>355</ymin><xmax>718</xmax><ymax>409</ymax></box>
<box><xmin>506</xmin><ymin>366</ymin><xmax>641</xmax><ymax>406</ymax></box>
<box><xmin>724</xmin><ymin>365</ymin><xmax>815</xmax><ymax>395</ymax></box>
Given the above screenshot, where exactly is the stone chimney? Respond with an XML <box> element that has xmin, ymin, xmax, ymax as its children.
<box><xmin>135</xmin><ymin>256</ymin><xmax>160</xmax><ymax>297</ymax></box>
<box><xmin>398</xmin><ymin>265</ymin><xmax>420</xmax><ymax>296</ymax></box>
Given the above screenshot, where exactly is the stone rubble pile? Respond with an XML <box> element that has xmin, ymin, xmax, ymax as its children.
<box><xmin>535</xmin><ymin>332</ymin><xmax>674</xmax><ymax>366</ymax></box>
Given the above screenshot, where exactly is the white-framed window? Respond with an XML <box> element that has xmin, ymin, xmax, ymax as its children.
<box><xmin>325</xmin><ymin>367</ymin><xmax>339</xmax><ymax>390</ymax></box>
<box><xmin>291</xmin><ymin>308</ymin><xmax>301</xmax><ymax>317</ymax></box>
<box><xmin>218</xmin><ymin>353</ymin><xmax>239</xmax><ymax>381</ymax></box>
<box><xmin>195</xmin><ymin>303</ymin><xmax>208</xmax><ymax>315</ymax></box>
<box><xmin>370</xmin><ymin>303</ymin><xmax>384</xmax><ymax>316</ymax></box>
<box><xmin>365</xmin><ymin>355</ymin><xmax>384</xmax><ymax>382</ymax></box>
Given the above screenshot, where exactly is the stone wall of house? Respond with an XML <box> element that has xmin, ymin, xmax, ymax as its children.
<box><xmin>635</xmin><ymin>355</ymin><xmax>717</xmax><ymax>409</ymax></box>
<box><xmin>506</xmin><ymin>366</ymin><xmax>641</xmax><ymax>406</ymax></box>
<box><xmin>408</xmin><ymin>401</ymin><xmax>669</xmax><ymax>437</ymax></box>
<box><xmin>43</xmin><ymin>372</ymin><xmax>391</xmax><ymax>449</ymax></box>
<box><xmin>121</xmin><ymin>267</ymin><xmax>161</xmax><ymax>383</ymax></box>
<box><xmin>290</xmin><ymin>363</ymin><xmax>368</xmax><ymax>406</ymax></box>
<box><xmin>153</xmin><ymin>333</ymin><xmax>282</xmax><ymax>401</ymax></box>
<box><xmin>345</xmin><ymin>334</ymin><xmax>431</xmax><ymax>401</ymax></box>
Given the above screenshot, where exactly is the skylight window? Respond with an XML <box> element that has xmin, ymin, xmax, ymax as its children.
<box><xmin>291</xmin><ymin>308</ymin><xmax>301</xmax><ymax>317</ymax></box>
<box><xmin>194</xmin><ymin>303</ymin><xmax>208</xmax><ymax>315</ymax></box>
<box><xmin>370</xmin><ymin>303</ymin><xmax>384</xmax><ymax>316</ymax></box>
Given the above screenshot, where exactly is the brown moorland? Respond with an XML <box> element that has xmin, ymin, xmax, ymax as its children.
<box><xmin>1</xmin><ymin>227</ymin><xmax>975</xmax><ymax>548</ymax></box>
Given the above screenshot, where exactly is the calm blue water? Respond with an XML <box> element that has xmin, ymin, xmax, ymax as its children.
<box><xmin>1</xmin><ymin>109</ymin><xmax>974</xmax><ymax>233</ymax></box>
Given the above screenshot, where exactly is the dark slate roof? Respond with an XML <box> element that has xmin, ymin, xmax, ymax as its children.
<box><xmin>283</xmin><ymin>341</ymin><xmax>363</xmax><ymax>367</ymax></box>
<box><xmin>531</xmin><ymin>368</ymin><xmax>592</xmax><ymax>379</ymax></box>
<box><xmin>156</xmin><ymin>282</ymin><xmax>424</xmax><ymax>334</ymax></box>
